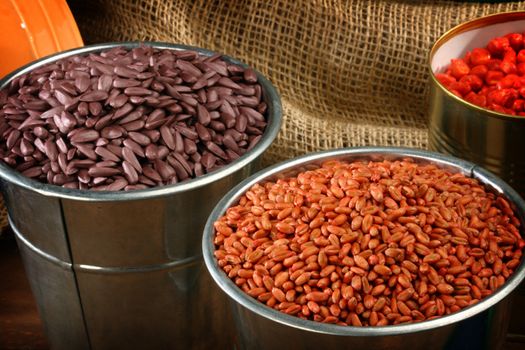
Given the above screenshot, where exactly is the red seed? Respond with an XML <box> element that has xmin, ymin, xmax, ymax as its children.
<box><xmin>500</xmin><ymin>61</ymin><xmax>517</xmax><ymax>75</ymax></box>
<box><xmin>506</xmin><ymin>33</ymin><xmax>523</xmax><ymax>51</ymax></box>
<box><xmin>459</xmin><ymin>75</ymin><xmax>483</xmax><ymax>92</ymax></box>
<box><xmin>497</xmin><ymin>74</ymin><xmax>519</xmax><ymax>89</ymax></box>
<box><xmin>485</xmin><ymin>71</ymin><xmax>504</xmax><ymax>85</ymax></box>
<box><xmin>464</xmin><ymin>92</ymin><xmax>486</xmax><ymax>107</ymax></box>
<box><xmin>487</xmin><ymin>37</ymin><xmax>510</xmax><ymax>55</ymax></box>
<box><xmin>503</xmin><ymin>48</ymin><xmax>517</xmax><ymax>63</ymax></box>
<box><xmin>470</xmin><ymin>48</ymin><xmax>491</xmax><ymax>66</ymax></box>
<box><xmin>435</xmin><ymin>73</ymin><xmax>456</xmax><ymax>88</ymax></box>
<box><xmin>470</xmin><ymin>65</ymin><xmax>488</xmax><ymax>78</ymax></box>
<box><xmin>488</xmin><ymin>89</ymin><xmax>517</xmax><ymax>108</ymax></box>
<box><xmin>517</xmin><ymin>49</ymin><xmax>525</xmax><ymax>63</ymax></box>
<box><xmin>450</xmin><ymin>59</ymin><xmax>470</xmax><ymax>79</ymax></box>
<box><xmin>449</xmin><ymin>81</ymin><xmax>471</xmax><ymax>96</ymax></box>
<box><xmin>512</xmin><ymin>99</ymin><xmax>524</xmax><ymax>112</ymax></box>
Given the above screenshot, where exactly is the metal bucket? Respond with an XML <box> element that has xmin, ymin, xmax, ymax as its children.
<box><xmin>202</xmin><ymin>147</ymin><xmax>525</xmax><ymax>350</ymax></box>
<box><xmin>428</xmin><ymin>11</ymin><xmax>525</xmax><ymax>197</ymax></box>
<box><xmin>0</xmin><ymin>42</ymin><xmax>282</xmax><ymax>350</ymax></box>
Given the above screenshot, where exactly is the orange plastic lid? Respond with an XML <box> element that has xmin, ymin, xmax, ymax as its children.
<box><xmin>0</xmin><ymin>0</ymin><xmax>83</xmax><ymax>78</ymax></box>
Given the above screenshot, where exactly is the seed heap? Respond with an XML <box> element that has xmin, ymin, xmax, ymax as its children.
<box><xmin>213</xmin><ymin>159</ymin><xmax>524</xmax><ymax>326</ymax></box>
<box><xmin>0</xmin><ymin>46</ymin><xmax>267</xmax><ymax>191</ymax></box>
<box><xmin>436</xmin><ymin>32</ymin><xmax>525</xmax><ymax>115</ymax></box>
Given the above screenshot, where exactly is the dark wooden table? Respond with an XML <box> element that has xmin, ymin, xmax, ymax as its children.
<box><xmin>1</xmin><ymin>230</ymin><xmax>524</xmax><ymax>350</ymax></box>
<box><xmin>0</xmin><ymin>232</ymin><xmax>48</xmax><ymax>350</ymax></box>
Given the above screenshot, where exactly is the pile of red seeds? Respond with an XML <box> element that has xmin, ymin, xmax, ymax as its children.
<box><xmin>436</xmin><ymin>32</ymin><xmax>525</xmax><ymax>115</ymax></box>
<box><xmin>213</xmin><ymin>159</ymin><xmax>524</xmax><ymax>326</ymax></box>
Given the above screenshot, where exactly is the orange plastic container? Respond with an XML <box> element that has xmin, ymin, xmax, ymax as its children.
<box><xmin>0</xmin><ymin>0</ymin><xmax>83</xmax><ymax>78</ymax></box>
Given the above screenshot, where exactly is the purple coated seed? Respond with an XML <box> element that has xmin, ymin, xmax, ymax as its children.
<box><xmin>155</xmin><ymin>159</ymin><xmax>175</xmax><ymax>180</ymax></box>
<box><xmin>112</xmin><ymin>103</ymin><xmax>134</xmax><ymax>119</ymax></box>
<box><xmin>75</xmin><ymin>76</ymin><xmax>91</xmax><ymax>93</ymax></box>
<box><xmin>22</xmin><ymin>166</ymin><xmax>42</xmax><ymax>178</ymax></box>
<box><xmin>243</xmin><ymin>69</ymin><xmax>258</xmax><ymax>84</ymax></box>
<box><xmin>128</xmin><ymin>131</ymin><xmax>151</xmax><ymax>146</ymax></box>
<box><xmin>96</xmin><ymin>161</ymin><xmax>117</xmax><ymax>168</ymax></box>
<box><xmin>106</xmin><ymin>144</ymin><xmax>123</xmax><ymax>157</ymax></box>
<box><xmin>95</xmin><ymin>146</ymin><xmax>120</xmax><ymax>162</ymax></box>
<box><xmin>118</xmin><ymin>110</ymin><xmax>143</xmax><ymax>125</ymax></box>
<box><xmin>77</xmin><ymin>102</ymin><xmax>88</xmax><ymax>117</ymax></box>
<box><xmin>6</xmin><ymin>129</ymin><xmax>21</xmax><ymax>149</ymax></box>
<box><xmin>56</xmin><ymin>137</ymin><xmax>68</xmax><ymax>154</ymax></box>
<box><xmin>122</xmin><ymin>160</ymin><xmax>139</xmax><ymax>184</ymax></box>
<box><xmin>79</xmin><ymin>90</ymin><xmax>108</xmax><ymax>102</ymax></box>
<box><xmin>123</xmin><ymin>138</ymin><xmax>145</xmax><ymax>157</ymax></box>
<box><xmin>114</xmin><ymin>78</ymin><xmax>141</xmax><ymax>88</ymax></box>
<box><xmin>20</xmin><ymin>139</ymin><xmax>34</xmax><ymax>156</ymax></box>
<box><xmin>70</xmin><ymin>129</ymin><xmax>100</xmax><ymax>143</ymax></box>
<box><xmin>143</xmin><ymin>166</ymin><xmax>162</xmax><ymax>182</ymax></box>
<box><xmin>122</xmin><ymin>147</ymin><xmax>142</xmax><ymax>172</ymax></box>
<box><xmin>157</xmin><ymin>145</ymin><xmax>169</xmax><ymax>159</ymax></box>
<box><xmin>160</xmin><ymin>126</ymin><xmax>175</xmax><ymax>150</ymax></box>
<box><xmin>106</xmin><ymin>178</ymin><xmax>128</xmax><ymax>191</ymax></box>
<box><xmin>139</xmin><ymin>175</ymin><xmax>156</xmax><ymax>186</ymax></box>
<box><xmin>122</xmin><ymin>120</ymin><xmax>145</xmax><ymax>131</ymax></box>
<box><xmin>101</xmin><ymin>126</ymin><xmax>124</xmax><ymax>139</ymax></box>
<box><xmin>109</xmin><ymin>94</ymin><xmax>129</xmax><ymax>109</ymax></box>
<box><xmin>89</xmin><ymin>102</ymin><xmax>103</xmax><ymax>116</ymax></box>
<box><xmin>88</xmin><ymin>166</ymin><xmax>120</xmax><ymax>177</ymax></box>
<box><xmin>145</xmin><ymin>144</ymin><xmax>158</xmax><ymax>160</ymax></box>
<box><xmin>75</xmin><ymin>143</ymin><xmax>97</xmax><ymax>160</ymax></box>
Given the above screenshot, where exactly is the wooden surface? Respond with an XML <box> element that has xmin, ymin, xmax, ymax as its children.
<box><xmin>0</xmin><ymin>232</ymin><xmax>48</xmax><ymax>350</ymax></box>
<box><xmin>0</xmin><ymin>230</ymin><xmax>524</xmax><ymax>350</ymax></box>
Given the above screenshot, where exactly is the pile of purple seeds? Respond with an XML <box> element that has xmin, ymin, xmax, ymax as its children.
<box><xmin>0</xmin><ymin>46</ymin><xmax>268</xmax><ymax>191</ymax></box>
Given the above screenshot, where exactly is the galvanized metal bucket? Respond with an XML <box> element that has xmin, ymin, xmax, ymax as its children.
<box><xmin>0</xmin><ymin>42</ymin><xmax>282</xmax><ymax>350</ymax></box>
<box><xmin>202</xmin><ymin>147</ymin><xmax>525</xmax><ymax>350</ymax></box>
<box><xmin>428</xmin><ymin>11</ymin><xmax>525</xmax><ymax>197</ymax></box>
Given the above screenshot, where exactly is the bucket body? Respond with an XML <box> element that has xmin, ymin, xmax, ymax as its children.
<box><xmin>0</xmin><ymin>42</ymin><xmax>282</xmax><ymax>349</ymax></box>
<box><xmin>227</xmin><ymin>296</ymin><xmax>512</xmax><ymax>350</ymax></box>
<box><xmin>5</xmin><ymin>169</ymin><xmax>254</xmax><ymax>349</ymax></box>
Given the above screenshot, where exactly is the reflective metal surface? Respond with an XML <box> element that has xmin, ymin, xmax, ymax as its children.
<box><xmin>0</xmin><ymin>42</ymin><xmax>282</xmax><ymax>349</ymax></box>
<box><xmin>203</xmin><ymin>147</ymin><xmax>525</xmax><ymax>350</ymax></box>
<box><xmin>12</xmin><ymin>218</ymin><xmax>90</xmax><ymax>350</ymax></box>
<box><xmin>428</xmin><ymin>12</ymin><xmax>525</xmax><ymax>198</ymax></box>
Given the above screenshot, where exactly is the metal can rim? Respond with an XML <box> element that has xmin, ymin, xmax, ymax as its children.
<box><xmin>202</xmin><ymin>146</ymin><xmax>525</xmax><ymax>336</ymax></box>
<box><xmin>0</xmin><ymin>41</ymin><xmax>283</xmax><ymax>201</ymax></box>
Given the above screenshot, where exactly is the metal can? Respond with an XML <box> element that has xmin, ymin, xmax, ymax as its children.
<box><xmin>428</xmin><ymin>11</ymin><xmax>525</xmax><ymax>197</ymax></box>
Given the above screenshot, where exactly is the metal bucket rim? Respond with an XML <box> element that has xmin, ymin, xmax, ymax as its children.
<box><xmin>0</xmin><ymin>41</ymin><xmax>282</xmax><ymax>201</ymax></box>
<box><xmin>202</xmin><ymin>146</ymin><xmax>525</xmax><ymax>336</ymax></box>
<box><xmin>428</xmin><ymin>10</ymin><xmax>525</xmax><ymax>122</ymax></box>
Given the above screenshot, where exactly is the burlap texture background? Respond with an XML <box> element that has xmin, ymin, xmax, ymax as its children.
<box><xmin>68</xmin><ymin>0</ymin><xmax>524</xmax><ymax>163</ymax></box>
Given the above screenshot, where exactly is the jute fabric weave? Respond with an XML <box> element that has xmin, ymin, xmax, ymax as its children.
<box><xmin>68</xmin><ymin>0</ymin><xmax>525</xmax><ymax>163</ymax></box>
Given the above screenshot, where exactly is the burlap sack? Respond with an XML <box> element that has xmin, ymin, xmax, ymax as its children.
<box><xmin>68</xmin><ymin>0</ymin><xmax>524</xmax><ymax>163</ymax></box>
